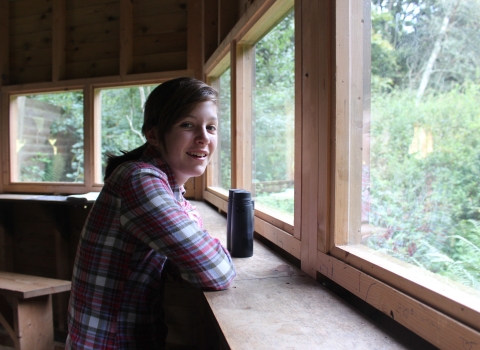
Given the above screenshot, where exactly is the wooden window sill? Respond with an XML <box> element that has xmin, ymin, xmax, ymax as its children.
<box><xmin>194</xmin><ymin>200</ymin><xmax>436</xmax><ymax>349</ymax></box>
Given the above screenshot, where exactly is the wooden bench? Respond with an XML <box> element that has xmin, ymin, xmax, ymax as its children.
<box><xmin>0</xmin><ymin>272</ymin><xmax>71</xmax><ymax>350</ymax></box>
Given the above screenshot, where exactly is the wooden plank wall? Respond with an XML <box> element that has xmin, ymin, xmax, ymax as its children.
<box><xmin>6</xmin><ymin>0</ymin><xmax>190</xmax><ymax>84</ymax></box>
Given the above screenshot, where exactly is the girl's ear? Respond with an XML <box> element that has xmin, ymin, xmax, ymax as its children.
<box><xmin>146</xmin><ymin>128</ymin><xmax>160</xmax><ymax>146</ymax></box>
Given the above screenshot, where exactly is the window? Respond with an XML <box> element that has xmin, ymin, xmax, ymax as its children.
<box><xmin>333</xmin><ymin>0</ymin><xmax>480</xmax><ymax>342</ymax></box>
<box><xmin>3</xmin><ymin>78</ymin><xmax>179</xmax><ymax>193</ymax></box>
<box><xmin>96</xmin><ymin>85</ymin><xmax>154</xmax><ymax>182</ymax></box>
<box><xmin>252</xmin><ymin>10</ymin><xmax>295</xmax><ymax>223</ymax></box>
<box><xmin>10</xmin><ymin>91</ymin><xmax>84</xmax><ymax>183</ymax></box>
<box><xmin>208</xmin><ymin>67</ymin><xmax>232</xmax><ymax>192</ymax></box>
<box><xmin>361</xmin><ymin>0</ymin><xmax>480</xmax><ymax>291</ymax></box>
<box><xmin>203</xmin><ymin>0</ymin><xmax>299</xmax><ymax>257</ymax></box>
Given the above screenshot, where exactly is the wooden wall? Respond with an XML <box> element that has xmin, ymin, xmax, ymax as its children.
<box><xmin>1</xmin><ymin>0</ymin><xmax>252</xmax><ymax>85</ymax></box>
<box><xmin>6</xmin><ymin>0</ymin><xmax>191</xmax><ymax>84</ymax></box>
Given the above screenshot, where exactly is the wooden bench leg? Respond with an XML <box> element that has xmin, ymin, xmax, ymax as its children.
<box><xmin>13</xmin><ymin>295</ymin><xmax>54</xmax><ymax>350</ymax></box>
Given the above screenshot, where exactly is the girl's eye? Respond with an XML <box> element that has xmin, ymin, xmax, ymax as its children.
<box><xmin>207</xmin><ymin>125</ymin><xmax>217</xmax><ymax>132</ymax></box>
<box><xmin>180</xmin><ymin>122</ymin><xmax>194</xmax><ymax>128</ymax></box>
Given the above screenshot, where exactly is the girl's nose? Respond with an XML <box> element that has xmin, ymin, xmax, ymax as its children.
<box><xmin>195</xmin><ymin>127</ymin><xmax>210</xmax><ymax>144</ymax></box>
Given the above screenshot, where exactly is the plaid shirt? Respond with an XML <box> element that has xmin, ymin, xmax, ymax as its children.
<box><xmin>66</xmin><ymin>145</ymin><xmax>235</xmax><ymax>349</ymax></box>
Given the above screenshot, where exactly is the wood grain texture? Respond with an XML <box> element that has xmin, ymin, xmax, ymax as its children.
<box><xmin>332</xmin><ymin>244</ymin><xmax>480</xmax><ymax>334</ymax></box>
<box><xmin>300</xmin><ymin>0</ymin><xmax>321</xmax><ymax>277</ymax></box>
<box><xmin>52</xmin><ymin>0</ymin><xmax>66</xmax><ymax>81</ymax></box>
<box><xmin>120</xmin><ymin>0</ymin><xmax>133</xmax><ymax>76</ymax></box>
<box><xmin>0</xmin><ymin>272</ymin><xmax>70</xmax><ymax>299</ymax></box>
<box><xmin>13</xmin><ymin>295</ymin><xmax>54</xmax><ymax>349</ymax></box>
<box><xmin>317</xmin><ymin>250</ymin><xmax>480</xmax><ymax>350</ymax></box>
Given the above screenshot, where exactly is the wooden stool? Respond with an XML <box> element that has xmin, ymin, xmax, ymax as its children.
<box><xmin>0</xmin><ymin>272</ymin><xmax>71</xmax><ymax>350</ymax></box>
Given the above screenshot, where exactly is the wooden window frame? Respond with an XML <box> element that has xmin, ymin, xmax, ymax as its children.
<box><xmin>328</xmin><ymin>0</ymin><xmax>480</xmax><ymax>348</ymax></box>
<box><xmin>0</xmin><ymin>71</ymin><xmax>194</xmax><ymax>194</ymax></box>
<box><xmin>203</xmin><ymin>0</ymin><xmax>301</xmax><ymax>259</ymax></box>
<box><xmin>205</xmin><ymin>53</ymin><xmax>231</xmax><ymax>199</ymax></box>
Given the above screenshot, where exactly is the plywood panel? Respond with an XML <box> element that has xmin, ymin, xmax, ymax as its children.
<box><xmin>133</xmin><ymin>12</ymin><xmax>187</xmax><ymax>36</ymax></box>
<box><xmin>0</xmin><ymin>0</ymin><xmax>9</xmax><ymax>87</ymax></box>
<box><xmin>52</xmin><ymin>0</ymin><xmax>67</xmax><ymax>81</ymax></box>
<box><xmin>10</xmin><ymin>47</ymin><xmax>51</xmax><ymax>68</ymax></box>
<box><xmin>66</xmin><ymin>40</ymin><xmax>119</xmax><ymax>62</ymax></box>
<box><xmin>133</xmin><ymin>31</ymin><xmax>187</xmax><ymax>56</ymax></box>
<box><xmin>120</xmin><ymin>0</ymin><xmax>133</xmax><ymax>76</ymax></box>
<box><xmin>10</xmin><ymin>31</ymin><xmax>52</xmax><ymax>52</ymax></box>
<box><xmin>9</xmin><ymin>0</ymin><xmax>51</xmax><ymax>20</ymax></box>
<box><xmin>66</xmin><ymin>58</ymin><xmax>119</xmax><ymax>79</ymax></box>
<box><xmin>132</xmin><ymin>51</ymin><xmax>186</xmax><ymax>74</ymax></box>
<box><xmin>66</xmin><ymin>2</ymin><xmax>120</xmax><ymax>26</ymax></box>
<box><xmin>66</xmin><ymin>21</ymin><xmax>119</xmax><ymax>44</ymax></box>
<box><xmin>67</xmin><ymin>0</ymin><xmax>115</xmax><ymax>10</ymax></box>
<box><xmin>204</xmin><ymin>0</ymin><xmax>218</xmax><ymax>62</ymax></box>
<box><xmin>8</xmin><ymin>65</ymin><xmax>52</xmax><ymax>85</ymax></box>
<box><xmin>10</xmin><ymin>12</ymin><xmax>52</xmax><ymax>36</ymax></box>
<box><xmin>133</xmin><ymin>0</ymin><xmax>187</xmax><ymax>18</ymax></box>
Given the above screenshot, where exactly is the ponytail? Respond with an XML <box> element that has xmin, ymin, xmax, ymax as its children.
<box><xmin>104</xmin><ymin>143</ymin><xmax>148</xmax><ymax>180</ymax></box>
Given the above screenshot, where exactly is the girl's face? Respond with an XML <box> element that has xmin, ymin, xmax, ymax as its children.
<box><xmin>148</xmin><ymin>100</ymin><xmax>218</xmax><ymax>186</ymax></box>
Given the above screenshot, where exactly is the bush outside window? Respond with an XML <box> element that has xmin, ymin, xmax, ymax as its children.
<box><xmin>360</xmin><ymin>0</ymin><xmax>480</xmax><ymax>290</ymax></box>
<box><xmin>252</xmin><ymin>10</ymin><xmax>295</xmax><ymax>222</ymax></box>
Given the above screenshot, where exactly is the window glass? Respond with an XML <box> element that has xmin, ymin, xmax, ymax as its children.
<box><xmin>361</xmin><ymin>1</ymin><xmax>480</xmax><ymax>290</ymax></box>
<box><xmin>252</xmin><ymin>10</ymin><xmax>295</xmax><ymax>222</ymax></box>
<box><xmin>210</xmin><ymin>68</ymin><xmax>232</xmax><ymax>190</ymax></box>
<box><xmin>99</xmin><ymin>85</ymin><xmax>154</xmax><ymax>181</ymax></box>
<box><xmin>11</xmin><ymin>91</ymin><xmax>84</xmax><ymax>182</ymax></box>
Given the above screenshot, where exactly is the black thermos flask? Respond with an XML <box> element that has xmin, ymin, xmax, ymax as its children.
<box><xmin>228</xmin><ymin>190</ymin><xmax>254</xmax><ymax>258</ymax></box>
<box><xmin>227</xmin><ymin>189</ymin><xmax>243</xmax><ymax>252</ymax></box>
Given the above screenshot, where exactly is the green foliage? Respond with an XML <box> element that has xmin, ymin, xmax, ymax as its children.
<box><xmin>251</xmin><ymin>10</ymin><xmax>295</xmax><ymax>217</ymax></box>
<box><xmin>254</xmin><ymin>10</ymin><xmax>295</xmax><ymax>184</ymax></box>
<box><xmin>218</xmin><ymin>69</ymin><xmax>232</xmax><ymax>189</ymax></box>
<box><xmin>365</xmin><ymin>85</ymin><xmax>480</xmax><ymax>289</ymax></box>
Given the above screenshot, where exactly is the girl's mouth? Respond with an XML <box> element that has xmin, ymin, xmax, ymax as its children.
<box><xmin>187</xmin><ymin>152</ymin><xmax>207</xmax><ymax>159</ymax></box>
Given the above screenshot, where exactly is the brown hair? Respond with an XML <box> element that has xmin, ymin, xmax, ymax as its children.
<box><xmin>104</xmin><ymin>77</ymin><xmax>218</xmax><ymax>180</ymax></box>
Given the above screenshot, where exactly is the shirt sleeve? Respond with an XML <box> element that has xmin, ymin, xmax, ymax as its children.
<box><xmin>119</xmin><ymin>168</ymin><xmax>236</xmax><ymax>291</ymax></box>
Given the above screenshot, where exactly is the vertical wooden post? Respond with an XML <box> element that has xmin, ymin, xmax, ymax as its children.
<box><xmin>0</xmin><ymin>203</ymin><xmax>14</xmax><ymax>272</ymax></box>
<box><xmin>0</xmin><ymin>0</ymin><xmax>8</xmax><ymax>87</ymax></box>
<box><xmin>204</xmin><ymin>0</ymin><xmax>218</xmax><ymax>63</ymax></box>
<box><xmin>14</xmin><ymin>295</ymin><xmax>54</xmax><ymax>350</ymax></box>
<box><xmin>218</xmin><ymin>0</ymin><xmax>238</xmax><ymax>44</ymax></box>
<box><xmin>120</xmin><ymin>0</ymin><xmax>133</xmax><ymax>77</ymax></box>
<box><xmin>293</xmin><ymin>0</ymin><xmax>302</xmax><ymax>240</ymax></box>
<box><xmin>53</xmin><ymin>206</ymin><xmax>70</xmax><ymax>332</ymax></box>
<box><xmin>230</xmin><ymin>42</ymin><xmax>238</xmax><ymax>189</ymax></box>
<box><xmin>0</xmin><ymin>0</ymin><xmax>9</xmax><ymax>194</ymax></box>
<box><xmin>233</xmin><ymin>43</ymin><xmax>253</xmax><ymax>192</ymax></box>
<box><xmin>52</xmin><ymin>0</ymin><xmax>66</xmax><ymax>81</ymax></box>
<box><xmin>334</xmin><ymin>0</ymin><xmax>364</xmax><ymax>248</ymax></box>
<box><xmin>300</xmin><ymin>0</ymin><xmax>333</xmax><ymax>277</ymax></box>
<box><xmin>188</xmin><ymin>0</ymin><xmax>206</xmax><ymax>200</ymax></box>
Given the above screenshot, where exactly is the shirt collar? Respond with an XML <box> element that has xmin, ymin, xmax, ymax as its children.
<box><xmin>141</xmin><ymin>144</ymin><xmax>186</xmax><ymax>200</ymax></box>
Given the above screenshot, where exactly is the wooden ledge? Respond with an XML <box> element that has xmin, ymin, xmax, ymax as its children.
<box><xmin>0</xmin><ymin>272</ymin><xmax>71</xmax><ymax>299</ymax></box>
<box><xmin>194</xmin><ymin>200</ymin><xmax>433</xmax><ymax>349</ymax></box>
